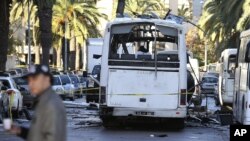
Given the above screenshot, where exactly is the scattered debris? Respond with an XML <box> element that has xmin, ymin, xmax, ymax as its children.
<box><xmin>150</xmin><ymin>134</ymin><xmax>168</xmax><ymax>138</ymax></box>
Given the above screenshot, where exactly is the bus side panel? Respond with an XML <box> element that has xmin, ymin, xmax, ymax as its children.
<box><xmin>107</xmin><ymin>69</ymin><xmax>179</xmax><ymax>109</ymax></box>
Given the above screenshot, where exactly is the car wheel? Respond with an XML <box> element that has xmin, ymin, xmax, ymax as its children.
<box><xmin>70</xmin><ymin>96</ymin><xmax>75</xmax><ymax>101</ymax></box>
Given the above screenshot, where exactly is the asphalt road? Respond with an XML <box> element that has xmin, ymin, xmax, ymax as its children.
<box><xmin>0</xmin><ymin>96</ymin><xmax>230</xmax><ymax>141</ymax></box>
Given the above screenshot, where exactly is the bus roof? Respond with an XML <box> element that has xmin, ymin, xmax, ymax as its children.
<box><xmin>107</xmin><ymin>18</ymin><xmax>184</xmax><ymax>31</ymax></box>
<box><xmin>221</xmin><ymin>48</ymin><xmax>237</xmax><ymax>57</ymax></box>
<box><xmin>241</xmin><ymin>29</ymin><xmax>250</xmax><ymax>38</ymax></box>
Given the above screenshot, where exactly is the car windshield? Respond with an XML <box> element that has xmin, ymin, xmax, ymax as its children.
<box><xmin>202</xmin><ymin>77</ymin><xmax>218</xmax><ymax>83</ymax></box>
<box><xmin>70</xmin><ymin>76</ymin><xmax>79</xmax><ymax>84</ymax></box>
<box><xmin>13</xmin><ymin>77</ymin><xmax>28</xmax><ymax>85</ymax></box>
<box><xmin>53</xmin><ymin>77</ymin><xmax>61</xmax><ymax>85</ymax></box>
<box><xmin>78</xmin><ymin>76</ymin><xmax>85</xmax><ymax>83</ymax></box>
<box><xmin>9</xmin><ymin>71</ymin><xmax>16</xmax><ymax>75</ymax></box>
<box><xmin>0</xmin><ymin>79</ymin><xmax>11</xmax><ymax>89</ymax></box>
<box><xmin>60</xmin><ymin>75</ymin><xmax>71</xmax><ymax>84</ymax></box>
<box><xmin>92</xmin><ymin>65</ymin><xmax>101</xmax><ymax>75</ymax></box>
<box><xmin>15</xmin><ymin>69</ymin><xmax>22</xmax><ymax>74</ymax></box>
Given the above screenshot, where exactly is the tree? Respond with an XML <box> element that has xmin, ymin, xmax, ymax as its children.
<box><xmin>198</xmin><ymin>0</ymin><xmax>245</xmax><ymax>58</ymax></box>
<box><xmin>0</xmin><ymin>0</ymin><xmax>11</xmax><ymax>71</ymax></box>
<box><xmin>178</xmin><ymin>4</ymin><xmax>191</xmax><ymax>20</ymax></box>
<box><xmin>124</xmin><ymin>0</ymin><xmax>166</xmax><ymax>17</ymax></box>
<box><xmin>52</xmin><ymin>0</ymin><xmax>106</xmax><ymax>70</ymax></box>
<box><xmin>237</xmin><ymin>0</ymin><xmax>250</xmax><ymax>31</ymax></box>
<box><xmin>10</xmin><ymin>0</ymin><xmax>41</xmax><ymax>64</ymax></box>
<box><xmin>34</xmin><ymin>0</ymin><xmax>55</xmax><ymax>65</ymax></box>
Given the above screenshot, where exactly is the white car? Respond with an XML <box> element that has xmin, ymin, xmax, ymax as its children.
<box><xmin>201</xmin><ymin>75</ymin><xmax>218</xmax><ymax>94</ymax></box>
<box><xmin>0</xmin><ymin>74</ymin><xmax>23</xmax><ymax>117</ymax></box>
<box><xmin>52</xmin><ymin>75</ymin><xmax>65</xmax><ymax>99</ymax></box>
<box><xmin>59</xmin><ymin>75</ymin><xmax>75</xmax><ymax>101</ymax></box>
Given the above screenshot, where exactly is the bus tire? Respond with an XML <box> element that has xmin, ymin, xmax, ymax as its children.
<box><xmin>172</xmin><ymin>118</ymin><xmax>185</xmax><ymax>130</ymax></box>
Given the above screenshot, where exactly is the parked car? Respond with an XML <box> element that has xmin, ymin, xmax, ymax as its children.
<box><xmin>0</xmin><ymin>73</ymin><xmax>23</xmax><ymax>117</ymax></box>
<box><xmin>8</xmin><ymin>68</ymin><xmax>22</xmax><ymax>76</ymax></box>
<box><xmin>77</xmin><ymin>75</ymin><xmax>87</xmax><ymax>95</ymax></box>
<box><xmin>59</xmin><ymin>75</ymin><xmax>75</xmax><ymax>101</ymax></box>
<box><xmin>204</xmin><ymin>72</ymin><xmax>219</xmax><ymax>78</ymax></box>
<box><xmin>7</xmin><ymin>70</ymin><xmax>18</xmax><ymax>76</ymax></box>
<box><xmin>86</xmin><ymin>65</ymin><xmax>101</xmax><ymax>103</ymax></box>
<box><xmin>52</xmin><ymin>75</ymin><xmax>65</xmax><ymax>99</ymax></box>
<box><xmin>68</xmin><ymin>75</ymin><xmax>81</xmax><ymax>98</ymax></box>
<box><xmin>12</xmin><ymin>76</ymin><xmax>34</xmax><ymax>108</ymax></box>
<box><xmin>0</xmin><ymin>85</ymin><xmax>8</xmax><ymax>121</ymax></box>
<box><xmin>201</xmin><ymin>75</ymin><xmax>219</xmax><ymax>94</ymax></box>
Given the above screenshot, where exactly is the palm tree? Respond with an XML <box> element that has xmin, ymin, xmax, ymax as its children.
<box><xmin>34</xmin><ymin>0</ymin><xmax>55</xmax><ymax>65</ymax></box>
<box><xmin>237</xmin><ymin>0</ymin><xmax>250</xmax><ymax>31</ymax></box>
<box><xmin>0</xmin><ymin>0</ymin><xmax>11</xmax><ymax>71</ymax></box>
<box><xmin>125</xmin><ymin>0</ymin><xmax>166</xmax><ymax>17</ymax></box>
<box><xmin>199</xmin><ymin>0</ymin><xmax>244</xmax><ymax>53</ymax></box>
<box><xmin>10</xmin><ymin>0</ymin><xmax>41</xmax><ymax>64</ymax></box>
<box><xmin>52</xmin><ymin>0</ymin><xmax>106</xmax><ymax>70</ymax></box>
<box><xmin>178</xmin><ymin>4</ymin><xmax>191</xmax><ymax>20</ymax></box>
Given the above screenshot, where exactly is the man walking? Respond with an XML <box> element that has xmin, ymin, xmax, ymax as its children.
<box><xmin>9</xmin><ymin>64</ymin><xmax>66</xmax><ymax>141</ymax></box>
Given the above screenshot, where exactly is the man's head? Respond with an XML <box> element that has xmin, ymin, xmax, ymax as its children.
<box><xmin>23</xmin><ymin>65</ymin><xmax>52</xmax><ymax>96</ymax></box>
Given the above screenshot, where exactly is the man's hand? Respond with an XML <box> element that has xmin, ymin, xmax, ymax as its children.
<box><xmin>8</xmin><ymin>124</ymin><xmax>21</xmax><ymax>135</ymax></box>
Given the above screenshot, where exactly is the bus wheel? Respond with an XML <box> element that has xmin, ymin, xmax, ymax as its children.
<box><xmin>102</xmin><ymin>116</ymin><xmax>121</xmax><ymax>129</ymax></box>
<box><xmin>172</xmin><ymin>118</ymin><xmax>185</xmax><ymax>130</ymax></box>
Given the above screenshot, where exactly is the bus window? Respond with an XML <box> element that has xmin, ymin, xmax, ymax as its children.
<box><xmin>109</xmin><ymin>23</ymin><xmax>179</xmax><ymax>67</ymax></box>
<box><xmin>228</xmin><ymin>55</ymin><xmax>236</xmax><ymax>76</ymax></box>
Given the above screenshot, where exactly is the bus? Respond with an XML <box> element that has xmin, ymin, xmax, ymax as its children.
<box><xmin>98</xmin><ymin>17</ymin><xmax>188</xmax><ymax>128</ymax></box>
<box><xmin>233</xmin><ymin>29</ymin><xmax>250</xmax><ymax>125</ymax></box>
<box><xmin>217</xmin><ymin>48</ymin><xmax>237</xmax><ymax>106</ymax></box>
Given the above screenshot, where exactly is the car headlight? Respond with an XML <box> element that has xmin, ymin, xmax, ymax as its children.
<box><xmin>56</xmin><ymin>88</ymin><xmax>63</xmax><ymax>93</ymax></box>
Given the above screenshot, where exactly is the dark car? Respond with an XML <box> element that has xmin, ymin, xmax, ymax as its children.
<box><xmin>86</xmin><ymin>65</ymin><xmax>101</xmax><ymax>103</ymax></box>
<box><xmin>12</xmin><ymin>77</ymin><xmax>34</xmax><ymax>108</ymax></box>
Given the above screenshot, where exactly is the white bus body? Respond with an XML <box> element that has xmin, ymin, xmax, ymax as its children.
<box><xmin>99</xmin><ymin>18</ymin><xmax>187</xmax><ymax>127</ymax></box>
<box><xmin>233</xmin><ymin>29</ymin><xmax>250</xmax><ymax>125</ymax></box>
<box><xmin>187</xmin><ymin>57</ymin><xmax>200</xmax><ymax>94</ymax></box>
<box><xmin>218</xmin><ymin>49</ymin><xmax>237</xmax><ymax>106</ymax></box>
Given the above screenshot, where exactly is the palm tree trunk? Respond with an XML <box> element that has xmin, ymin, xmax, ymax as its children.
<box><xmin>75</xmin><ymin>44</ymin><xmax>80</xmax><ymax>70</ymax></box>
<box><xmin>0</xmin><ymin>0</ymin><xmax>11</xmax><ymax>71</ymax></box>
<box><xmin>82</xmin><ymin>40</ymin><xmax>87</xmax><ymax>71</ymax></box>
<box><xmin>38</xmin><ymin>8</ymin><xmax>52</xmax><ymax>65</ymax></box>
<box><xmin>69</xmin><ymin>30</ymin><xmax>76</xmax><ymax>70</ymax></box>
<box><xmin>35</xmin><ymin>46</ymin><xmax>41</xmax><ymax>64</ymax></box>
<box><xmin>56</xmin><ymin>47</ymin><xmax>62</xmax><ymax>69</ymax></box>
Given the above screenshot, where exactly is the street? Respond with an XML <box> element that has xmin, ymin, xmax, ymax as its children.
<box><xmin>0</xmin><ymin>96</ymin><xmax>230</xmax><ymax>141</ymax></box>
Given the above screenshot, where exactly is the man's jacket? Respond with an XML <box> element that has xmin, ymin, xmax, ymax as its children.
<box><xmin>19</xmin><ymin>87</ymin><xmax>66</xmax><ymax>141</ymax></box>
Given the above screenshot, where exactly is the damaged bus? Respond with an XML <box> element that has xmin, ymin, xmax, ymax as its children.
<box><xmin>98</xmin><ymin>16</ymin><xmax>188</xmax><ymax>128</ymax></box>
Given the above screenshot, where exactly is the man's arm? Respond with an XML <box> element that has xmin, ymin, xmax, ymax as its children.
<box><xmin>9</xmin><ymin>125</ymin><xmax>29</xmax><ymax>140</ymax></box>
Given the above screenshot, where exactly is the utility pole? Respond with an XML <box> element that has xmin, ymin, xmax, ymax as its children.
<box><xmin>28</xmin><ymin>0</ymin><xmax>31</xmax><ymax>67</ymax></box>
<box><xmin>204</xmin><ymin>41</ymin><xmax>207</xmax><ymax>71</ymax></box>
